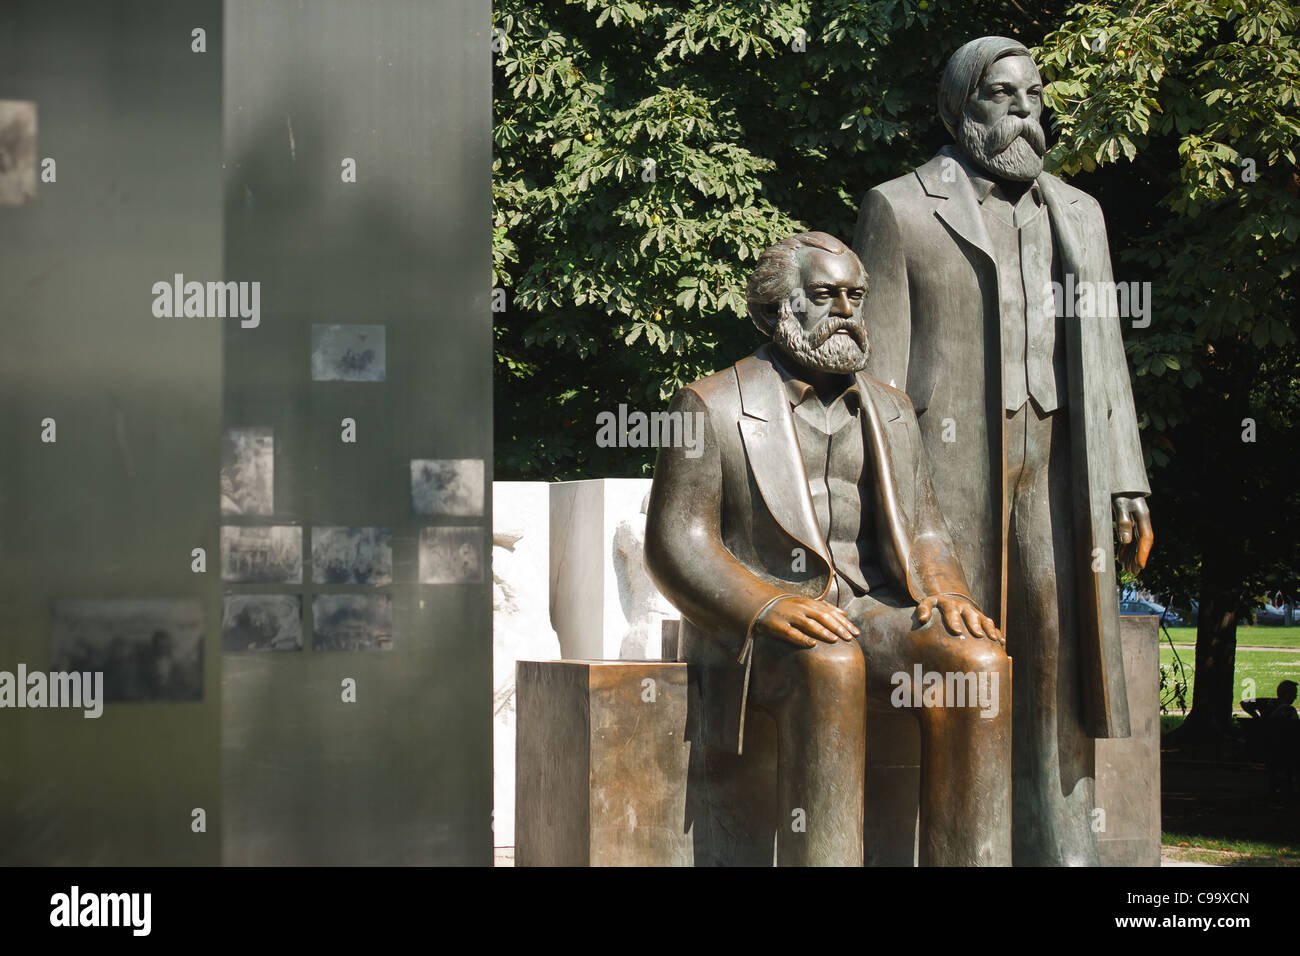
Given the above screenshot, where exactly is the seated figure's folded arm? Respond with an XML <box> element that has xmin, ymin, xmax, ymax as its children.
<box><xmin>644</xmin><ymin>386</ymin><xmax>789</xmax><ymax>647</ymax></box>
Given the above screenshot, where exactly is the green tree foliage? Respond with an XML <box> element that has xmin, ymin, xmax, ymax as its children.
<box><xmin>493</xmin><ymin>0</ymin><xmax>1072</xmax><ymax>478</ymax></box>
<box><xmin>1037</xmin><ymin>0</ymin><xmax>1300</xmax><ymax>739</ymax></box>
<box><xmin>493</xmin><ymin>0</ymin><xmax>1300</xmax><ymax>738</ymax></box>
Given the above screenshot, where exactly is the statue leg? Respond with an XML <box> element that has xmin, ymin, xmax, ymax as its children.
<box><xmin>1006</xmin><ymin>403</ymin><xmax>1099</xmax><ymax>866</ymax></box>
<box><xmin>748</xmin><ymin>637</ymin><xmax>866</xmax><ymax>866</ymax></box>
<box><xmin>853</xmin><ymin>599</ymin><xmax>1013</xmax><ymax>866</ymax></box>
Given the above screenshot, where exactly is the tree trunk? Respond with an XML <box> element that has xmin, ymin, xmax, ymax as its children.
<box><xmin>1167</xmin><ymin>558</ymin><xmax>1240</xmax><ymax>748</ymax></box>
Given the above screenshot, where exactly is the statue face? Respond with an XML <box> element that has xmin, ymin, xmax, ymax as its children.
<box><xmin>772</xmin><ymin>246</ymin><xmax>870</xmax><ymax>375</ymax></box>
<box><xmin>958</xmin><ymin>54</ymin><xmax>1047</xmax><ymax>182</ymax></box>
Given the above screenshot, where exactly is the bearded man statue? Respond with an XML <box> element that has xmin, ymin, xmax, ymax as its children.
<box><xmin>645</xmin><ymin>231</ymin><xmax>1012</xmax><ymax>866</ymax></box>
<box><xmin>852</xmin><ymin>36</ymin><xmax>1154</xmax><ymax>866</ymax></box>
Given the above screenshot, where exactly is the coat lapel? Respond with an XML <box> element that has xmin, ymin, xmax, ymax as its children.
<box><xmin>734</xmin><ymin>349</ymin><xmax>833</xmax><ymax>571</ymax></box>
<box><xmin>854</xmin><ymin>374</ymin><xmax>913</xmax><ymax>593</ymax></box>
<box><xmin>917</xmin><ymin>146</ymin><xmax>997</xmax><ymax>269</ymax></box>
<box><xmin>1039</xmin><ymin>172</ymin><xmax>1087</xmax><ymax>280</ymax></box>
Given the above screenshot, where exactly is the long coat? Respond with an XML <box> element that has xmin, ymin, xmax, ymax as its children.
<box><xmin>644</xmin><ymin>344</ymin><xmax>973</xmax><ymax>752</ymax></box>
<box><xmin>851</xmin><ymin>145</ymin><xmax>1150</xmax><ymax>737</ymax></box>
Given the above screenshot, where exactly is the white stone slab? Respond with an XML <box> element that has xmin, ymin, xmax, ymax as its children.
<box><xmin>492</xmin><ymin>481</ymin><xmax>561</xmax><ymax>848</ymax></box>
<box><xmin>550</xmin><ymin>478</ymin><xmax>676</xmax><ymax>660</ymax></box>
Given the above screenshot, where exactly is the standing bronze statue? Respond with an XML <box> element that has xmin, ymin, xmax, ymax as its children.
<box><xmin>852</xmin><ymin>36</ymin><xmax>1154</xmax><ymax>865</ymax></box>
<box><xmin>645</xmin><ymin>231</ymin><xmax>1011</xmax><ymax>866</ymax></box>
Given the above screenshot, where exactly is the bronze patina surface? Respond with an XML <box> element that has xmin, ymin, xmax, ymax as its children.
<box><xmin>853</xmin><ymin>36</ymin><xmax>1154</xmax><ymax>865</ymax></box>
<box><xmin>646</xmin><ymin>231</ymin><xmax>1011</xmax><ymax>866</ymax></box>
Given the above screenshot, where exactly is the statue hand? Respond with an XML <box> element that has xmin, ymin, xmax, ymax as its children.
<box><xmin>755</xmin><ymin>596</ymin><xmax>860</xmax><ymax>649</ymax></box>
<box><xmin>1114</xmin><ymin>495</ymin><xmax>1153</xmax><ymax>575</ymax></box>
<box><xmin>916</xmin><ymin>595</ymin><xmax>1003</xmax><ymax>645</ymax></box>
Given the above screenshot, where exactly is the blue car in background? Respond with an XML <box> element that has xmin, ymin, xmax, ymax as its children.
<box><xmin>1119</xmin><ymin>599</ymin><xmax>1185</xmax><ymax>626</ymax></box>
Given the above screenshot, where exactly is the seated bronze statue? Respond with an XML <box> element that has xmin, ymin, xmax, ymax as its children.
<box><xmin>645</xmin><ymin>231</ymin><xmax>1011</xmax><ymax>866</ymax></box>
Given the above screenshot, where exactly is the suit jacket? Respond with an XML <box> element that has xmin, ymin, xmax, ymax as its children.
<box><xmin>851</xmin><ymin>145</ymin><xmax>1150</xmax><ymax>737</ymax></box>
<box><xmin>644</xmin><ymin>344</ymin><xmax>974</xmax><ymax>753</ymax></box>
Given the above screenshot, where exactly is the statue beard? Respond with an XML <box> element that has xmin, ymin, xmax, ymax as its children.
<box><xmin>958</xmin><ymin>112</ymin><xmax>1047</xmax><ymax>182</ymax></box>
<box><xmin>772</xmin><ymin>310</ymin><xmax>870</xmax><ymax>375</ymax></box>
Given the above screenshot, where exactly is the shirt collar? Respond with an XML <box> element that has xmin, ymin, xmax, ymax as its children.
<box><xmin>770</xmin><ymin>349</ymin><xmax>861</xmax><ymax>411</ymax></box>
<box><xmin>951</xmin><ymin>148</ymin><xmax>1044</xmax><ymax>207</ymax></box>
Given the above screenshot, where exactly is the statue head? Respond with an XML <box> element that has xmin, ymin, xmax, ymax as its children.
<box><xmin>747</xmin><ymin>231</ymin><xmax>870</xmax><ymax>375</ymax></box>
<box><xmin>940</xmin><ymin>36</ymin><xmax>1047</xmax><ymax>182</ymax></box>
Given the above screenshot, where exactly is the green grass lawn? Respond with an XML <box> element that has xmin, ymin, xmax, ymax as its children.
<box><xmin>1161</xmin><ymin>624</ymin><xmax>1300</xmax><ymax>649</ymax></box>
<box><xmin>1157</xmin><ymin>625</ymin><xmax>1300</xmax><ymax>860</ymax></box>
<box><xmin>1160</xmin><ymin>644</ymin><xmax>1300</xmax><ymax>715</ymax></box>
<box><xmin>1162</xmin><ymin>832</ymin><xmax>1300</xmax><ymax>866</ymax></box>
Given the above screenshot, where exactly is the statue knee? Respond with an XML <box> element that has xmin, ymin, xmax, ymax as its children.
<box><xmin>912</xmin><ymin>618</ymin><xmax>1009</xmax><ymax>676</ymax></box>
<box><xmin>949</xmin><ymin>639</ymin><xmax>1009</xmax><ymax>677</ymax></box>
<box><xmin>787</xmin><ymin>639</ymin><xmax>865</xmax><ymax>693</ymax></box>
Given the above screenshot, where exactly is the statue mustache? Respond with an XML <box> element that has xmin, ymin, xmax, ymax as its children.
<box><xmin>984</xmin><ymin>115</ymin><xmax>1046</xmax><ymax>157</ymax></box>
<box><xmin>804</xmin><ymin>315</ymin><xmax>868</xmax><ymax>350</ymax></box>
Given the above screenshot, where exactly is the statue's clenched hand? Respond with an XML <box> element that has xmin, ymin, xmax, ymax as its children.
<box><xmin>916</xmin><ymin>595</ymin><xmax>1003</xmax><ymax>645</ymax></box>
<box><xmin>755</xmin><ymin>596</ymin><xmax>860</xmax><ymax>649</ymax></box>
<box><xmin>1114</xmin><ymin>495</ymin><xmax>1153</xmax><ymax>575</ymax></box>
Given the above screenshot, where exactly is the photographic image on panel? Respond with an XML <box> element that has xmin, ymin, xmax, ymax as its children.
<box><xmin>221</xmin><ymin>525</ymin><xmax>303</xmax><ymax>584</ymax></box>
<box><xmin>418</xmin><ymin>526</ymin><xmax>483</xmax><ymax>584</ymax></box>
<box><xmin>310</xmin><ymin>323</ymin><xmax>386</xmax><ymax>382</ymax></box>
<box><xmin>312</xmin><ymin>594</ymin><xmax>393</xmax><ymax>651</ymax></box>
<box><xmin>0</xmin><ymin>101</ymin><xmax>37</xmax><ymax>205</ymax></box>
<box><xmin>311</xmin><ymin>527</ymin><xmax>393</xmax><ymax>585</ymax></box>
<box><xmin>410</xmin><ymin>458</ymin><xmax>484</xmax><ymax>516</ymax></box>
<box><xmin>51</xmin><ymin>598</ymin><xmax>204</xmax><ymax>702</ymax></box>
<box><xmin>221</xmin><ymin>594</ymin><xmax>303</xmax><ymax>652</ymax></box>
<box><xmin>220</xmin><ymin>426</ymin><xmax>273</xmax><ymax>515</ymax></box>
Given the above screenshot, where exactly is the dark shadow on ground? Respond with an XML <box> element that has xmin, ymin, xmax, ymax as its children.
<box><xmin>1162</xmin><ymin>719</ymin><xmax>1300</xmax><ymax>853</ymax></box>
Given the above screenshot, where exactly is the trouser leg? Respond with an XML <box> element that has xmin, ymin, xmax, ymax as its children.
<box><xmin>749</xmin><ymin>636</ymin><xmax>866</xmax><ymax>866</ymax></box>
<box><xmin>853</xmin><ymin>599</ymin><xmax>1012</xmax><ymax>866</ymax></box>
<box><xmin>1006</xmin><ymin>403</ymin><xmax>1099</xmax><ymax>866</ymax></box>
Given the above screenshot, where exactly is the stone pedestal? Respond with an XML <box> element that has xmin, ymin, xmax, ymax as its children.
<box><xmin>515</xmin><ymin>660</ymin><xmax>691</xmax><ymax>866</ymax></box>
<box><xmin>1095</xmin><ymin>615</ymin><xmax>1161</xmax><ymax>866</ymax></box>
<box><xmin>515</xmin><ymin>618</ymin><xmax>1160</xmax><ymax>867</ymax></box>
<box><xmin>549</xmin><ymin>479</ymin><xmax>675</xmax><ymax>660</ymax></box>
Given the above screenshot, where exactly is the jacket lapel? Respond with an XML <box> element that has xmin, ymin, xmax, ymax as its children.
<box><xmin>854</xmin><ymin>374</ymin><xmax>912</xmax><ymax>592</ymax></box>
<box><xmin>917</xmin><ymin>146</ymin><xmax>997</xmax><ymax>269</ymax></box>
<box><xmin>735</xmin><ymin>349</ymin><xmax>832</xmax><ymax>571</ymax></box>
<box><xmin>1039</xmin><ymin>172</ymin><xmax>1087</xmax><ymax>281</ymax></box>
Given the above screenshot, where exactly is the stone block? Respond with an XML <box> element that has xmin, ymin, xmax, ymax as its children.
<box><xmin>514</xmin><ymin>618</ymin><xmax>1160</xmax><ymax>867</ymax></box>
<box><xmin>1095</xmin><ymin>615</ymin><xmax>1161</xmax><ymax>866</ymax></box>
<box><xmin>515</xmin><ymin>660</ymin><xmax>692</xmax><ymax>866</ymax></box>
<box><xmin>550</xmin><ymin>479</ymin><xmax>675</xmax><ymax>660</ymax></box>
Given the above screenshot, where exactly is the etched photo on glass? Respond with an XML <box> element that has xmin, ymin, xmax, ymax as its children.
<box><xmin>411</xmin><ymin>458</ymin><xmax>484</xmax><ymax>516</ymax></box>
<box><xmin>220</xmin><ymin>426</ymin><xmax>274</xmax><ymax>515</ymax></box>
<box><xmin>310</xmin><ymin>323</ymin><xmax>386</xmax><ymax>382</ymax></box>
<box><xmin>312</xmin><ymin>594</ymin><xmax>393</xmax><ymax>651</ymax></box>
<box><xmin>221</xmin><ymin>594</ymin><xmax>303</xmax><ymax>652</ymax></box>
<box><xmin>221</xmin><ymin>525</ymin><xmax>303</xmax><ymax>584</ymax></box>
<box><xmin>418</xmin><ymin>526</ymin><xmax>483</xmax><ymax>583</ymax></box>
<box><xmin>51</xmin><ymin>598</ymin><xmax>204</xmax><ymax>702</ymax></box>
<box><xmin>311</xmin><ymin>527</ymin><xmax>393</xmax><ymax>585</ymax></box>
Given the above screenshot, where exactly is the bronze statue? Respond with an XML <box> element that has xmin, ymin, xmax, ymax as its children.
<box><xmin>645</xmin><ymin>231</ymin><xmax>1011</xmax><ymax>866</ymax></box>
<box><xmin>852</xmin><ymin>36</ymin><xmax>1154</xmax><ymax>865</ymax></box>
